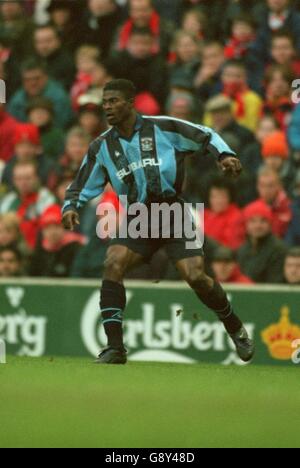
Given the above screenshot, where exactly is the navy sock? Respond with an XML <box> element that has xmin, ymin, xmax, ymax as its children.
<box><xmin>194</xmin><ymin>281</ymin><xmax>242</xmax><ymax>335</ymax></box>
<box><xmin>100</xmin><ymin>280</ymin><xmax>126</xmax><ymax>349</ymax></box>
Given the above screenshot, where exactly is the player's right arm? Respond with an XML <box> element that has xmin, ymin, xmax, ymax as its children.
<box><xmin>62</xmin><ymin>139</ymin><xmax>108</xmax><ymax>231</ymax></box>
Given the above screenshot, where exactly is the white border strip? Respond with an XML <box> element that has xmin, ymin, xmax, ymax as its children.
<box><xmin>0</xmin><ymin>278</ymin><xmax>299</xmax><ymax>293</ymax></box>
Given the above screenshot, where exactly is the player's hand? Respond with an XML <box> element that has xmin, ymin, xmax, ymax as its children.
<box><xmin>219</xmin><ymin>157</ymin><xmax>242</xmax><ymax>178</ymax></box>
<box><xmin>62</xmin><ymin>210</ymin><xmax>80</xmax><ymax>231</ymax></box>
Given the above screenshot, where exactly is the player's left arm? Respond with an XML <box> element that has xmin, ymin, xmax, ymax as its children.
<box><xmin>155</xmin><ymin>117</ymin><xmax>242</xmax><ymax>177</ymax></box>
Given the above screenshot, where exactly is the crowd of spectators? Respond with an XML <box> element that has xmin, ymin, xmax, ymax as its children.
<box><xmin>1</xmin><ymin>0</ymin><xmax>300</xmax><ymax>285</ymax></box>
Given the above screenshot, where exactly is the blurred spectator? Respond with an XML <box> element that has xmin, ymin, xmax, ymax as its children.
<box><xmin>30</xmin><ymin>204</ymin><xmax>85</xmax><ymax>277</ymax></box>
<box><xmin>47</xmin><ymin>0</ymin><xmax>82</xmax><ymax>53</ymax></box>
<box><xmin>86</xmin><ymin>60</ymin><xmax>113</xmax><ymax>102</ymax></box>
<box><xmin>0</xmin><ymin>161</ymin><xmax>56</xmax><ymax>249</ymax></box>
<box><xmin>253</xmin><ymin>0</ymin><xmax>300</xmax><ymax>63</ymax></box>
<box><xmin>224</xmin><ymin>14</ymin><xmax>257</xmax><ymax>60</ymax></box>
<box><xmin>0</xmin><ymin>39</ymin><xmax>20</xmax><ymax>98</ymax></box>
<box><xmin>0</xmin><ymin>246</ymin><xmax>24</xmax><ymax>277</ymax></box>
<box><xmin>71</xmin><ymin>45</ymin><xmax>101</xmax><ymax>111</ymax></box>
<box><xmin>205</xmin><ymin>94</ymin><xmax>255</xmax><ymax>153</ymax></box>
<box><xmin>58</xmin><ymin>127</ymin><xmax>91</xmax><ymax>180</ymax></box>
<box><xmin>181</xmin><ymin>8</ymin><xmax>207</xmax><ymax>40</ymax></box>
<box><xmin>8</xmin><ymin>59</ymin><xmax>73</xmax><ymax>128</ymax></box>
<box><xmin>211</xmin><ymin>246</ymin><xmax>254</xmax><ymax>284</ymax></box>
<box><xmin>261</xmin><ymin>130</ymin><xmax>295</xmax><ymax>192</ymax></box>
<box><xmin>204</xmin><ymin>178</ymin><xmax>245</xmax><ymax>250</ymax></box>
<box><xmin>256</xmin><ymin>166</ymin><xmax>292</xmax><ymax>237</ymax></box>
<box><xmin>166</xmin><ymin>91</ymin><xmax>198</xmax><ymax>121</ymax></box>
<box><xmin>33</xmin><ymin>24</ymin><xmax>75</xmax><ymax>90</ymax></box>
<box><xmin>238</xmin><ymin>200</ymin><xmax>287</xmax><ymax>283</ymax></box>
<box><xmin>182</xmin><ymin>0</ymin><xmax>229</xmax><ymax>39</ymax></box>
<box><xmin>240</xmin><ymin>115</ymin><xmax>279</xmax><ymax>176</ymax></box>
<box><xmin>169</xmin><ymin>31</ymin><xmax>201</xmax><ymax>93</ymax></box>
<box><xmin>194</xmin><ymin>40</ymin><xmax>225</xmax><ymax>101</ymax></box>
<box><xmin>0</xmin><ymin>212</ymin><xmax>27</xmax><ymax>255</ymax></box>
<box><xmin>117</xmin><ymin>0</ymin><xmax>174</xmax><ymax>57</ymax></box>
<box><xmin>54</xmin><ymin>176</ymin><xmax>74</xmax><ymax>207</ymax></box>
<box><xmin>204</xmin><ymin>59</ymin><xmax>263</xmax><ymax>132</ymax></box>
<box><xmin>283</xmin><ymin>247</ymin><xmax>300</xmax><ymax>285</ymax></box>
<box><xmin>110</xmin><ymin>27</ymin><xmax>168</xmax><ymax>108</ymax></box>
<box><xmin>270</xmin><ymin>30</ymin><xmax>300</xmax><ymax>75</ymax></box>
<box><xmin>0</xmin><ymin>0</ymin><xmax>34</xmax><ymax>60</ymax></box>
<box><xmin>27</xmin><ymin>97</ymin><xmax>65</xmax><ymax>161</ymax></box>
<box><xmin>152</xmin><ymin>0</ymin><xmax>182</xmax><ymax>26</ymax></box>
<box><xmin>83</xmin><ymin>0</ymin><xmax>122</xmax><ymax>57</ymax></box>
<box><xmin>0</xmin><ymin>104</ymin><xmax>19</xmax><ymax>162</ymax></box>
<box><xmin>263</xmin><ymin>64</ymin><xmax>294</xmax><ymax>131</ymax></box>
<box><xmin>78</xmin><ymin>98</ymin><xmax>108</xmax><ymax>139</ymax></box>
<box><xmin>2</xmin><ymin>123</ymin><xmax>57</xmax><ymax>190</ymax></box>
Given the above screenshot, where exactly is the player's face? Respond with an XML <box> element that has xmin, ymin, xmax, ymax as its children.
<box><xmin>103</xmin><ymin>91</ymin><xmax>133</xmax><ymax>126</ymax></box>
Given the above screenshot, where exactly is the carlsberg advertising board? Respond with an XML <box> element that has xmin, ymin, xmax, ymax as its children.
<box><xmin>0</xmin><ymin>279</ymin><xmax>299</xmax><ymax>366</ymax></box>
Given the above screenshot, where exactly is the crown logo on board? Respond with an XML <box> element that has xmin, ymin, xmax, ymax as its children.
<box><xmin>261</xmin><ymin>306</ymin><xmax>300</xmax><ymax>360</ymax></box>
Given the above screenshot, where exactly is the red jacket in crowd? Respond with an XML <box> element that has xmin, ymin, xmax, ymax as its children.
<box><xmin>259</xmin><ymin>191</ymin><xmax>292</xmax><ymax>238</ymax></box>
<box><xmin>0</xmin><ymin>108</ymin><xmax>19</xmax><ymax>162</ymax></box>
<box><xmin>225</xmin><ymin>265</ymin><xmax>254</xmax><ymax>285</ymax></box>
<box><xmin>118</xmin><ymin>11</ymin><xmax>161</xmax><ymax>54</ymax></box>
<box><xmin>204</xmin><ymin>204</ymin><xmax>246</xmax><ymax>250</ymax></box>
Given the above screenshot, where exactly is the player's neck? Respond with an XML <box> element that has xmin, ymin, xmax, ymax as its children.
<box><xmin>115</xmin><ymin>112</ymin><xmax>138</xmax><ymax>139</ymax></box>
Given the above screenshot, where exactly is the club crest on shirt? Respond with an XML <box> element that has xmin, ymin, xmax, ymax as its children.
<box><xmin>141</xmin><ymin>137</ymin><xmax>154</xmax><ymax>152</ymax></box>
<box><xmin>115</xmin><ymin>151</ymin><xmax>122</xmax><ymax>158</ymax></box>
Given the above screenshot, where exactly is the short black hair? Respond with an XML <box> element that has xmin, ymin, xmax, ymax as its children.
<box><xmin>209</xmin><ymin>176</ymin><xmax>236</xmax><ymax>203</ymax></box>
<box><xmin>223</xmin><ymin>59</ymin><xmax>247</xmax><ymax>71</ymax></box>
<box><xmin>271</xmin><ymin>29</ymin><xmax>296</xmax><ymax>47</ymax></box>
<box><xmin>21</xmin><ymin>58</ymin><xmax>48</xmax><ymax>75</ymax></box>
<box><xmin>103</xmin><ymin>79</ymin><xmax>136</xmax><ymax>101</ymax></box>
<box><xmin>34</xmin><ymin>24</ymin><xmax>60</xmax><ymax>38</ymax></box>
<box><xmin>232</xmin><ymin>13</ymin><xmax>257</xmax><ymax>30</ymax></box>
<box><xmin>286</xmin><ymin>248</ymin><xmax>300</xmax><ymax>259</ymax></box>
<box><xmin>0</xmin><ymin>246</ymin><xmax>22</xmax><ymax>263</ymax></box>
<box><xmin>130</xmin><ymin>26</ymin><xmax>154</xmax><ymax>38</ymax></box>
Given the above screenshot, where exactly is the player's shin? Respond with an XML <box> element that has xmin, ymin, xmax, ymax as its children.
<box><xmin>100</xmin><ymin>280</ymin><xmax>127</xmax><ymax>350</ymax></box>
<box><xmin>193</xmin><ymin>280</ymin><xmax>255</xmax><ymax>362</ymax></box>
<box><xmin>193</xmin><ymin>280</ymin><xmax>242</xmax><ymax>334</ymax></box>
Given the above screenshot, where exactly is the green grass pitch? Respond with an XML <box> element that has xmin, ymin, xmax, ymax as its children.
<box><xmin>0</xmin><ymin>357</ymin><xmax>299</xmax><ymax>448</ymax></box>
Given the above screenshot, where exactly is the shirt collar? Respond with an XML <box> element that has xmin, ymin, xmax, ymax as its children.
<box><xmin>112</xmin><ymin>114</ymin><xmax>144</xmax><ymax>139</ymax></box>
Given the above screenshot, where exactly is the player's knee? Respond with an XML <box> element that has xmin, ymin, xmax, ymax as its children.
<box><xmin>104</xmin><ymin>258</ymin><xmax>126</xmax><ymax>282</ymax></box>
<box><xmin>187</xmin><ymin>269</ymin><xmax>209</xmax><ymax>291</ymax></box>
<box><xmin>181</xmin><ymin>261</ymin><xmax>212</xmax><ymax>293</ymax></box>
<box><xmin>103</xmin><ymin>247</ymin><xmax>129</xmax><ymax>282</ymax></box>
